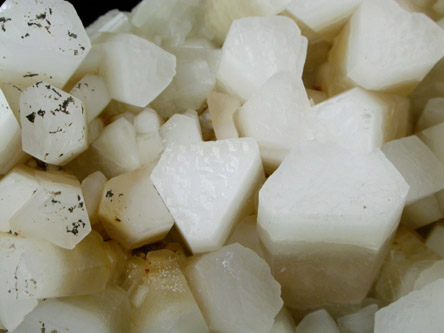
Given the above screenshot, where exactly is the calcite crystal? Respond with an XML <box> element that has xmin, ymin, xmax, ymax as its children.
<box><xmin>159</xmin><ymin>113</ymin><xmax>203</xmax><ymax>146</ymax></box>
<box><xmin>0</xmin><ymin>0</ymin><xmax>91</xmax><ymax>88</ymax></box>
<box><xmin>258</xmin><ymin>141</ymin><xmax>409</xmax><ymax>313</ymax></box>
<box><xmin>151</xmin><ymin>138</ymin><xmax>265</xmax><ymax>254</ymax></box>
<box><xmin>207</xmin><ymin>91</ymin><xmax>240</xmax><ymax>140</ymax></box>
<box><xmin>217</xmin><ymin>16</ymin><xmax>307</xmax><ymax>101</ymax></box>
<box><xmin>226</xmin><ymin>215</ymin><xmax>265</xmax><ymax>259</ymax></box>
<box><xmin>296</xmin><ymin>309</ymin><xmax>339</xmax><ymax>333</ymax></box>
<box><xmin>416</xmin><ymin>97</ymin><xmax>444</xmax><ymax>131</ymax></box>
<box><xmin>81</xmin><ymin>171</ymin><xmax>107</xmax><ymax>226</ymax></box>
<box><xmin>184</xmin><ymin>244</ymin><xmax>283</xmax><ymax>333</ymax></box>
<box><xmin>20</xmin><ymin>82</ymin><xmax>88</xmax><ymax>165</ymax></box>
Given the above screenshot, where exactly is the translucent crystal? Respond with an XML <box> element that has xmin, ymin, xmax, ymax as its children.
<box><xmin>184</xmin><ymin>243</ymin><xmax>283</xmax><ymax>332</ymax></box>
<box><xmin>81</xmin><ymin>171</ymin><xmax>107</xmax><ymax>226</ymax></box>
<box><xmin>207</xmin><ymin>91</ymin><xmax>240</xmax><ymax>140</ymax></box>
<box><xmin>151</xmin><ymin>138</ymin><xmax>265</xmax><ymax>254</ymax></box>
<box><xmin>134</xmin><ymin>108</ymin><xmax>164</xmax><ymax>136</ymax></box>
<box><xmin>296</xmin><ymin>309</ymin><xmax>339</xmax><ymax>333</ymax></box>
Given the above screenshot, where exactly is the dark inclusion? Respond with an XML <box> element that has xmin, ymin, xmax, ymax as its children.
<box><xmin>66</xmin><ymin>219</ymin><xmax>86</xmax><ymax>235</ymax></box>
<box><xmin>26</xmin><ymin>112</ymin><xmax>36</xmax><ymax>123</ymax></box>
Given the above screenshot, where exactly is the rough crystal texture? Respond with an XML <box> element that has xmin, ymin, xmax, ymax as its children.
<box><xmin>20</xmin><ymin>82</ymin><xmax>88</xmax><ymax>165</ymax></box>
<box><xmin>70</xmin><ymin>74</ymin><xmax>110</xmax><ymax>122</ymax></box>
<box><xmin>226</xmin><ymin>215</ymin><xmax>265</xmax><ymax>259</ymax></box>
<box><xmin>0</xmin><ymin>0</ymin><xmax>91</xmax><ymax>88</ymax></box>
<box><xmin>99</xmin><ymin>167</ymin><xmax>174</xmax><ymax>249</ymax></box>
<box><xmin>0</xmin><ymin>88</ymin><xmax>23</xmax><ymax>175</ymax></box>
<box><xmin>337</xmin><ymin>304</ymin><xmax>378</xmax><ymax>333</ymax></box>
<box><xmin>382</xmin><ymin>135</ymin><xmax>444</xmax><ymax>205</ymax></box>
<box><xmin>99</xmin><ymin>33</ymin><xmax>176</xmax><ymax>108</ymax></box>
<box><xmin>151</xmin><ymin>138</ymin><xmax>265</xmax><ymax>254</ymax></box>
<box><xmin>151</xmin><ymin>47</ymin><xmax>221</xmax><ymax>118</ymax></box>
<box><xmin>296</xmin><ymin>309</ymin><xmax>339</xmax><ymax>333</ymax></box>
<box><xmin>81</xmin><ymin>171</ymin><xmax>107</xmax><ymax>226</ymax></box>
<box><xmin>217</xmin><ymin>16</ymin><xmax>307</xmax><ymax>101</ymax></box>
<box><xmin>184</xmin><ymin>244</ymin><xmax>283</xmax><ymax>333</ymax></box>
<box><xmin>127</xmin><ymin>250</ymin><xmax>209</xmax><ymax>333</ymax></box>
<box><xmin>9</xmin><ymin>170</ymin><xmax>91</xmax><ymax>249</ymax></box>
<box><xmin>258</xmin><ymin>141</ymin><xmax>409</xmax><ymax>313</ymax></box>
<box><xmin>416</xmin><ymin>97</ymin><xmax>444</xmax><ymax>131</ymax></box>
<box><xmin>374</xmin><ymin>279</ymin><xmax>444</xmax><ymax>332</ymax></box>
<box><xmin>13</xmin><ymin>287</ymin><xmax>130</xmax><ymax>333</ymax></box>
<box><xmin>159</xmin><ymin>113</ymin><xmax>203</xmax><ymax>147</ymax></box>
<box><xmin>207</xmin><ymin>91</ymin><xmax>240</xmax><ymax>140</ymax></box>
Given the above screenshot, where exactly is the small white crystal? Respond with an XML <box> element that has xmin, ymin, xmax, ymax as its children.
<box><xmin>88</xmin><ymin>117</ymin><xmax>104</xmax><ymax>144</ymax></box>
<box><xmin>226</xmin><ymin>215</ymin><xmax>265</xmax><ymax>259</ymax></box>
<box><xmin>99</xmin><ymin>167</ymin><xmax>174</xmax><ymax>249</ymax></box>
<box><xmin>382</xmin><ymin>135</ymin><xmax>444</xmax><ymax>205</ymax></box>
<box><xmin>296</xmin><ymin>309</ymin><xmax>339</xmax><ymax>333</ymax></box>
<box><xmin>99</xmin><ymin>33</ymin><xmax>176</xmax><ymax>108</ymax></box>
<box><xmin>337</xmin><ymin>304</ymin><xmax>378</xmax><ymax>333</ymax></box>
<box><xmin>374</xmin><ymin>279</ymin><xmax>444</xmax><ymax>332</ymax></box>
<box><xmin>1</xmin><ymin>83</ymin><xmax>24</xmax><ymax>121</ymax></box>
<box><xmin>217</xmin><ymin>16</ymin><xmax>307</xmax><ymax>101</ymax></box>
<box><xmin>416</xmin><ymin>97</ymin><xmax>444</xmax><ymax>131</ymax></box>
<box><xmin>184</xmin><ymin>243</ymin><xmax>283</xmax><ymax>333</ymax></box>
<box><xmin>13</xmin><ymin>287</ymin><xmax>130</xmax><ymax>333</ymax></box>
<box><xmin>159</xmin><ymin>113</ymin><xmax>203</xmax><ymax>147</ymax></box>
<box><xmin>137</xmin><ymin>133</ymin><xmax>164</xmax><ymax>168</ymax></box>
<box><xmin>207</xmin><ymin>91</ymin><xmax>240</xmax><ymax>140</ymax></box>
<box><xmin>81</xmin><ymin>171</ymin><xmax>107</xmax><ymax>226</ymax></box>
<box><xmin>0</xmin><ymin>0</ymin><xmax>91</xmax><ymax>88</ymax></box>
<box><xmin>69</xmin><ymin>74</ymin><xmax>110</xmax><ymax>122</ymax></box>
<box><xmin>20</xmin><ymin>82</ymin><xmax>88</xmax><ymax>165</ymax></box>
<box><xmin>151</xmin><ymin>138</ymin><xmax>265</xmax><ymax>254</ymax></box>
<box><xmin>270</xmin><ymin>307</ymin><xmax>296</xmax><ymax>333</ymax></box>
<box><xmin>134</xmin><ymin>108</ymin><xmax>164</xmax><ymax>136</ymax></box>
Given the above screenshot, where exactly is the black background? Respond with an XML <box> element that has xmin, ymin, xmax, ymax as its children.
<box><xmin>0</xmin><ymin>0</ymin><xmax>142</xmax><ymax>27</ymax></box>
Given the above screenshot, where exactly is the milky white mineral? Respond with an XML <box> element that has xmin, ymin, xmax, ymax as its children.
<box><xmin>86</xmin><ymin>9</ymin><xmax>132</xmax><ymax>42</ymax></box>
<box><xmin>98</xmin><ymin>167</ymin><xmax>174</xmax><ymax>249</ymax></box>
<box><xmin>81</xmin><ymin>171</ymin><xmax>107</xmax><ymax>226</ymax></box>
<box><xmin>13</xmin><ymin>287</ymin><xmax>131</xmax><ymax>333</ymax></box>
<box><xmin>296</xmin><ymin>309</ymin><xmax>339</xmax><ymax>333</ymax></box>
<box><xmin>87</xmin><ymin>117</ymin><xmax>104</xmax><ymax>144</ymax></box>
<box><xmin>258</xmin><ymin>141</ymin><xmax>409</xmax><ymax>313</ymax></box>
<box><xmin>1</xmin><ymin>83</ymin><xmax>23</xmax><ymax>121</ymax></box>
<box><xmin>159</xmin><ymin>113</ymin><xmax>203</xmax><ymax>147</ymax></box>
<box><xmin>270</xmin><ymin>307</ymin><xmax>296</xmax><ymax>333</ymax></box>
<box><xmin>416</xmin><ymin>97</ymin><xmax>444</xmax><ymax>131</ymax></box>
<box><xmin>217</xmin><ymin>16</ymin><xmax>307</xmax><ymax>101</ymax></box>
<box><xmin>185</xmin><ymin>243</ymin><xmax>283</xmax><ymax>333</ymax></box>
<box><xmin>127</xmin><ymin>250</ymin><xmax>209</xmax><ymax>333</ymax></box>
<box><xmin>337</xmin><ymin>304</ymin><xmax>378</xmax><ymax>333</ymax></box>
<box><xmin>207</xmin><ymin>91</ymin><xmax>240</xmax><ymax>140</ymax></box>
<box><xmin>374</xmin><ymin>279</ymin><xmax>444</xmax><ymax>332</ymax></box>
<box><xmin>136</xmin><ymin>133</ymin><xmax>164</xmax><ymax>168</ymax></box>
<box><xmin>69</xmin><ymin>74</ymin><xmax>110</xmax><ymax>122</ymax></box>
<box><xmin>99</xmin><ymin>33</ymin><xmax>176</xmax><ymax>107</ymax></box>
<box><xmin>20</xmin><ymin>81</ymin><xmax>88</xmax><ymax>165</ymax></box>
<box><xmin>382</xmin><ymin>135</ymin><xmax>444</xmax><ymax>205</ymax></box>
<box><xmin>151</xmin><ymin>138</ymin><xmax>265</xmax><ymax>254</ymax></box>
<box><xmin>134</xmin><ymin>108</ymin><xmax>164</xmax><ymax>136</ymax></box>
<box><xmin>0</xmin><ymin>0</ymin><xmax>91</xmax><ymax>88</ymax></box>
<box><xmin>226</xmin><ymin>215</ymin><xmax>265</xmax><ymax>259</ymax></box>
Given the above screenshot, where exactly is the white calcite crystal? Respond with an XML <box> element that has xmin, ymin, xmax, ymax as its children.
<box><xmin>134</xmin><ymin>108</ymin><xmax>164</xmax><ymax>136</ymax></box>
<box><xmin>337</xmin><ymin>304</ymin><xmax>378</xmax><ymax>333</ymax></box>
<box><xmin>81</xmin><ymin>171</ymin><xmax>107</xmax><ymax>226</ymax></box>
<box><xmin>217</xmin><ymin>16</ymin><xmax>307</xmax><ymax>101</ymax></box>
<box><xmin>382</xmin><ymin>135</ymin><xmax>444</xmax><ymax>205</ymax></box>
<box><xmin>13</xmin><ymin>287</ymin><xmax>130</xmax><ymax>333</ymax></box>
<box><xmin>226</xmin><ymin>215</ymin><xmax>265</xmax><ymax>259</ymax></box>
<box><xmin>99</xmin><ymin>33</ymin><xmax>176</xmax><ymax>108</ymax></box>
<box><xmin>270</xmin><ymin>307</ymin><xmax>296</xmax><ymax>333</ymax></box>
<box><xmin>286</xmin><ymin>0</ymin><xmax>362</xmax><ymax>39</ymax></box>
<box><xmin>86</xmin><ymin>9</ymin><xmax>132</xmax><ymax>42</ymax></box>
<box><xmin>151</xmin><ymin>47</ymin><xmax>221</xmax><ymax>118</ymax></box>
<box><xmin>258</xmin><ymin>141</ymin><xmax>409</xmax><ymax>313</ymax></box>
<box><xmin>20</xmin><ymin>81</ymin><xmax>88</xmax><ymax>165</ymax></box>
<box><xmin>98</xmin><ymin>167</ymin><xmax>174</xmax><ymax>249</ymax></box>
<box><xmin>0</xmin><ymin>88</ymin><xmax>24</xmax><ymax>175</ymax></box>
<box><xmin>69</xmin><ymin>74</ymin><xmax>111</xmax><ymax>122</ymax></box>
<box><xmin>137</xmin><ymin>133</ymin><xmax>164</xmax><ymax>168</ymax></box>
<box><xmin>296</xmin><ymin>309</ymin><xmax>339</xmax><ymax>333</ymax></box>
<box><xmin>416</xmin><ymin>97</ymin><xmax>444</xmax><ymax>131</ymax></box>
<box><xmin>204</xmin><ymin>0</ymin><xmax>290</xmax><ymax>45</ymax></box>
<box><xmin>159</xmin><ymin>113</ymin><xmax>203</xmax><ymax>147</ymax></box>
<box><xmin>151</xmin><ymin>138</ymin><xmax>265</xmax><ymax>254</ymax></box>
<box><xmin>373</xmin><ymin>227</ymin><xmax>442</xmax><ymax>304</ymax></box>
<box><xmin>426</xmin><ymin>222</ymin><xmax>444</xmax><ymax>257</ymax></box>
<box><xmin>127</xmin><ymin>250</ymin><xmax>208</xmax><ymax>333</ymax></box>
<box><xmin>325</xmin><ymin>0</ymin><xmax>444</xmax><ymax>95</ymax></box>
<box><xmin>374</xmin><ymin>279</ymin><xmax>444</xmax><ymax>332</ymax></box>
<box><xmin>1</xmin><ymin>83</ymin><xmax>24</xmax><ymax>121</ymax></box>
<box><xmin>417</xmin><ymin>122</ymin><xmax>444</xmax><ymax>165</ymax></box>
<box><xmin>91</xmin><ymin>117</ymin><xmax>140</xmax><ymax>178</ymax></box>
<box><xmin>184</xmin><ymin>243</ymin><xmax>283</xmax><ymax>333</ymax></box>
<box><xmin>0</xmin><ymin>0</ymin><xmax>91</xmax><ymax>88</ymax></box>
<box><xmin>207</xmin><ymin>91</ymin><xmax>240</xmax><ymax>140</ymax></box>
<box><xmin>9</xmin><ymin>170</ymin><xmax>91</xmax><ymax>249</ymax></box>
<box><xmin>87</xmin><ymin>117</ymin><xmax>104</xmax><ymax>144</ymax></box>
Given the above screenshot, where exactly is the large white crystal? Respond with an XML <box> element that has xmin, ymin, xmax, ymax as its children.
<box><xmin>69</xmin><ymin>74</ymin><xmax>110</xmax><ymax>122</ymax></box>
<box><xmin>151</xmin><ymin>47</ymin><xmax>221</xmax><ymax>118</ymax></box>
<box><xmin>13</xmin><ymin>287</ymin><xmax>130</xmax><ymax>333</ymax></box>
<box><xmin>0</xmin><ymin>88</ymin><xmax>24</xmax><ymax>175</ymax></box>
<box><xmin>9</xmin><ymin>170</ymin><xmax>91</xmax><ymax>249</ymax></box>
<box><xmin>99</xmin><ymin>167</ymin><xmax>174</xmax><ymax>249</ymax></box>
<box><xmin>128</xmin><ymin>250</ymin><xmax>208</xmax><ymax>333</ymax></box>
<box><xmin>258</xmin><ymin>141</ymin><xmax>409</xmax><ymax>312</ymax></box>
<box><xmin>382</xmin><ymin>135</ymin><xmax>444</xmax><ymax>205</ymax></box>
<box><xmin>296</xmin><ymin>309</ymin><xmax>339</xmax><ymax>333</ymax></box>
<box><xmin>99</xmin><ymin>33</ymin><xmax>176</xmax><ymax>108</ymax></box>
<box><xmin>20</xmin><ymin>81</ymin><xmax>88</xmax><ymax>165</ymax></box>
<box><xmin>337</xmin><ymin>304</ymin><xmax>378</xmax><ymax>333</ymax></box>
<box><xmin>416</xmin><ymin>97</ymin><xmax>444</xmax><ymax>131</ymax></box>
<box><xmin>184</xmin><ymin>243</ymin><xmax>283</xmax><ymax>333</ymax></box>
<box><xmin>0</xmin><ymin>0</ymin><xmax>91</xmax><ymax>88</ymax></box>
<box><xmin>159</xmin><ymin>113</ymin><xmax>203</xmax><ymax>147</ymax></box>
<box><xmin>81</xmin><ymin>171</ymin><xmax>107</xmax><ymax>226</ymax></box>
<box><xmin>374</xmin><ymin>279</ymin><xmax>444</xmax><ymax>332</ymax></box>
<box><xmin>217</xmin><ymin>16</ymin><xmax>307</xmax><ymax>101</ymax></box>
<box><xmin>151</xmin><ymin>138</ymin><xmax>265</xmax><ymax>254</ymax></box>
<box><xmin>207</xmin><ymin>91</ymin><xmax>240</xmax><ymax>140</ymax></box>
<box><xmin>134</xmin><ymin>108</ymin><xmax>164</xmax><ymax>136</ymax></box>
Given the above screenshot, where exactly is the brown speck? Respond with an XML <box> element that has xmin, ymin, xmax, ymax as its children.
<box><xmin>26</xmin><ymin>112</ymin><xmax>36</xmax><ymax>123</ymax></box>
<box><xmin>106</xmin><ymin>190</ymin><xmax>114</xmax><ymax>198</ymax></box>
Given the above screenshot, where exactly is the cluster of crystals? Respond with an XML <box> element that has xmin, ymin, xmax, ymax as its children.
<box><xmin>1</xmin><ymin>0</ymin><xmax>444</xmax><ymax>332</ymax></box>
